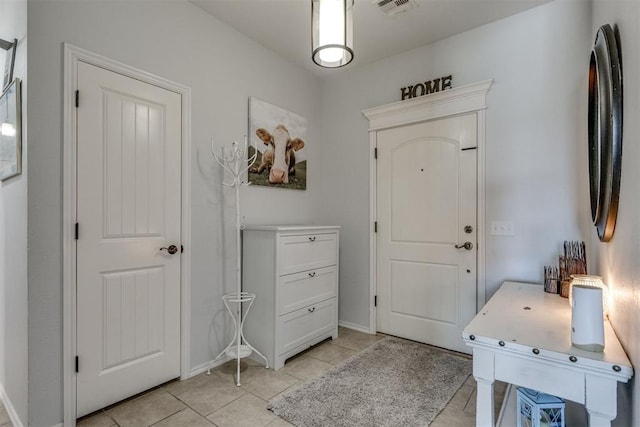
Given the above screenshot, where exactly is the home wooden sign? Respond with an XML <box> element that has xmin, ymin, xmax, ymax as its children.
<box><xmin>401</xmin><ymin>75</ymin><xmax>452</xmax><ymax>100</ymax></box>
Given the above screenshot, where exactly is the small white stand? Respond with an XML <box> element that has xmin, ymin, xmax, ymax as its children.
<box><xmin>206</xmin><ymin>137</ymin><xmax>269</xmax><ymax>385</ymax></box>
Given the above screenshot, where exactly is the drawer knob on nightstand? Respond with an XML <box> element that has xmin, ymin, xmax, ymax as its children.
<box><xmin>532</xmin><ymin>348</ymin><xmax>540</xmax><ymax>355</ymax></box>
<box><xmin>569</xmin><ymin>356</ymin><xmax>578</xmax><ymax>363</ymax></box>
<box><xmin>498</xmin><ymin>341</ymin><xmax>505</xmax><ymax>347</ymax></box>
<box><xmin>613</xmin><ymin>365</ymin><xmax>622</xmax><ymax>372</ymax></box>
<box><xmin>308</xmin><ymin>272</ymin><xmax>316</xmax><ymax>278</ymax></box>
<box><xmin>309</xmin><ymin>236</ymin><xmax>316</xmax><ymax>242</ymax></box>
<box><xmin>308</xmin><ymin>307</ymin><xmax>316</xmax><ymax>313</ymax></box>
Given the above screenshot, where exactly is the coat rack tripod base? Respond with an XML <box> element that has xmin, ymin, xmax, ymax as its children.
<box><xmin>206</xmin><ymin>137</ymin><xmax>268</xmax><ymax>386</ymax></box>
<box><xmin>206</xmin><ymin>292</ymin><xmax>269</xmax><ymax>386</ymax></box>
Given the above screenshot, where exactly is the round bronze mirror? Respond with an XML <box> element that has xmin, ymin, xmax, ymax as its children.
<box><xmin>588</xmin><ymin>24</ymin><xmax>622</xmax><ymax>242</ymax></box>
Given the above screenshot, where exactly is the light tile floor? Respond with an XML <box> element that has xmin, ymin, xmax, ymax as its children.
<box><xmin>77</xmin><ymin>327</ymin><xmax>506</xmax><ymax>427</ymax></box>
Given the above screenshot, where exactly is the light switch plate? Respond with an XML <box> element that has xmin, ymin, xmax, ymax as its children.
<box><xmin>491</xmin><ymin>221</ymin><xmax>515</xmax><ymax>236</ymax></box>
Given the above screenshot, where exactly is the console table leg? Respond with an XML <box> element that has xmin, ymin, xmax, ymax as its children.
<box><xmin>475</xmin><ymin>378</ymin><xmax>495</xmax><ymax>427</ymax></box>
<box><xmin>473</xmin><ymin>348</ymin><xmax>495</xmax><ymax>427</ymax></box>
<box><xmin>586</xmin><ymin>374</ymin><xmax>617</xmax><ymax>427</ymax></box>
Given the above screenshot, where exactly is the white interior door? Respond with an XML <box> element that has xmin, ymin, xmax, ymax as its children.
<box><xmin>76</xmin><ymin>61</ymin><xmax>182</xmax><ymax>417</ymax></box>
<box><xmin>376</xmin><ymin>114</ymin><xmax>477</xmax><ymax>354</ymax></box>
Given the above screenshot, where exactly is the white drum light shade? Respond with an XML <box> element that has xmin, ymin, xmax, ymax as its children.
<box><xmin>312</xmin><ymin>0</ymin><xmax>354</xmax><ymax>68</ymax></box>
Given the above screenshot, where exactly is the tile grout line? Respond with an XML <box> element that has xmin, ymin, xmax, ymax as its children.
<box><xmin>462</xmin><ymin>375</ymin><xmax>476</xmax><ymax>410</ymax></box>
<box><xmin>147</xmin><ymin>407</ymin><xmax>189</xmax><ymax>427</ymax></box>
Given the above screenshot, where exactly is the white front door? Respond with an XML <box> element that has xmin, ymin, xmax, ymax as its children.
<box><xmin>76</xmin><ymin>61</ymin><xmax>182</xmax><ymax>417</ymax></box>
<box><xmin>376</xmin><ymin>114</ymin><xmax>477</xmax><ymax>354</ymax></box>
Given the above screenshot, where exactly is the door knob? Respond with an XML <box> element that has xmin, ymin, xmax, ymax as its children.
<box><xmin>454</xmin><ymin>242</ymin><xmax>473</xmax><ymax>250</ymax></box>
<box><xmin>160</xmin><ymin>244</ymin><xmax>179</xmax><ymax>255</ymax></box>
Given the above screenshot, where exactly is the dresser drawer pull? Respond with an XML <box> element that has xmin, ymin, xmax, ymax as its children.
<box><xmin>613</xmin><ymin>365</ymin><xmax>622</xmax><ymax>372</ymax></box>
<box><xmin>569</xmin><ymin>355</ymin><xmax>578</xmax><ymax>363</ymax></box>
<box><xmin>308</xmin><ymin>236</ymin><xmax>316</xmax><ymax>242</ymax></box>
<box><xmin>308</xmin><ymin>272</ymin><xmax>316</xmax><ymax>278</ymax></box>
<box><xmin>308</xmin><ymin>307</ymin><xmax>316</xmax><ymax>313</ymax></box>
<box><xmin>532</xmin><ymin>348</ymin><xmax>540</xmax><ymax>355</ymax></box>
<box><xmin>498</xmin><ymin>341</ymin><xmax>505</xmax><ymax>347</ymax></box>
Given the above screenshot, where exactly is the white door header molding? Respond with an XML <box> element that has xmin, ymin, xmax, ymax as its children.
<box><xmin>362</xmin><ymin>79</ymin><xmax>493</xmax><ymax>131</ymax></box>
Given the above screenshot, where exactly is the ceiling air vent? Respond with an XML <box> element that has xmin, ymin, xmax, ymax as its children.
<box><xmin>372</xmin><ymin>0</ymin><xmax>419</xmax><ymax>16</ymax></box>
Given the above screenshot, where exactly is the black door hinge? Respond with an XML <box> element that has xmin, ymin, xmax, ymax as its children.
<box><xmin>374</xmin><ymin>295</ymin><xmax>377</xmax><ymax>307</ymax></box>
<box><xmin>75</xmin><ymin>356</ymin><xmax>79</xmax><ymax>373</ymax></box>
<box><xmin>75</xmin><ymin>90</ymin><xmax>79</xmax><ymax>108</ymax></box>
<box><xmin>374</xmin><ymin>147</ymin><xmax>378</xmax><ymax>159</ymax></box>
<box><xmin>75</xmin><ymin>223</ymin><xmax>79</xmax><ymax>240</ymax></box>
<box><xmin>374</xmin><ymin>221</ymin><xmax>378</xmax><ymax>233</ymax></box>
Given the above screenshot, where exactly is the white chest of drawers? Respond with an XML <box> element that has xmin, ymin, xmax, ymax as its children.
<box><xmin>242</xmin><ymin>225</ymin><xmax>340</xmax><ymax>370</ymax></box>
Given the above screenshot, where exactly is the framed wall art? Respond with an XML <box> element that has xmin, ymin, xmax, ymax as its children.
<box><xmin>0</xmin><ymin>78</ymin><xmax>22</xmax><ymax>181</ymax></box>
<box><xmin>1</xmin><ymin>38</ymin><xmax>17</xmax><ymax>92</ymax></box>
<box><xmin>248</xmin><ymin>97</ymin><xmax>307</xmax><ymax>190</ymax></box>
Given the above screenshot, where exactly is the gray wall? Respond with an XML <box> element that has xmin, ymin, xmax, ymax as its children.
<box><xmin>318</xmin><ymin>0</ymin><xmax>592</xmax><ymax>329</ymax></box>
<box><xmin>590</xmin><ymin>1</ymin><xmax>640</xmax><ymax>426</ymax></box>
<box><xmin>0</xmin><ymin>0</ymin><xmax>28</xmax><ymax>424</ymax></box>
<box><xmin>23</xmin><ymin>0</ymin><xmax>640</xmax><ymax>425</ymax></box>
<box><xmin>27</xmin><ymin>1</ymin><xmax>322</xmax><ymax>425</ymax></box>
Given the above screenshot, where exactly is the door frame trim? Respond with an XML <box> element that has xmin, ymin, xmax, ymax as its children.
<box><xmin>62</xmin><ymin>44</ymin><xmax>192</xmax><ymax>425</ymax></box>
<box><xmin>362</xmin><ymin>80</ymin><xmax>493</xmax><ymax>334</ymax></box>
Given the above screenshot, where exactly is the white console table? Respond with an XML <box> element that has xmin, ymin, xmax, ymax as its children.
<box><xmin>463</xmin><ymin>281</ymin><xmax>633</xmax><ymax>427</ymax></box>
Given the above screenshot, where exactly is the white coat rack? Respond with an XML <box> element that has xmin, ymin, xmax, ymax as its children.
<box><xmin>206</xmin><ymin>136</ymin><xmax>269</xmax><ymax>385</ymax></box>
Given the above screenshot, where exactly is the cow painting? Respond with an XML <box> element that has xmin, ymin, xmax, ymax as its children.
<box><xmin>250</xmin><ymin>125</ymin><xmax>305</xmax><ymax>184</ymax></box>
<box><xmin>248</xmin><ymin>97</ymin><xmax>307</xmax><ymax>190</ymax></box>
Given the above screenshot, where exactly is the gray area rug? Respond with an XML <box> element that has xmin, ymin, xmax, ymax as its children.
<box><xmin>268</xmin><ymin>336</ymin><xmax>472</xmax><ymax>426</ymax></box>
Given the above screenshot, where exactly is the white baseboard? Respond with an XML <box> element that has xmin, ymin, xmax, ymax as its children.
<box><xmin>0</xmin><ymin>383</ymin><xmax>25</xmax><ymax>427</ymax></box>
<box><xmin>189</xmin><ymin>357</ymin><xmax>230</xmax><ymax>378</ymax></box>
<box><xmin>338</xmin><ymin>321</ymin><xmax>372</xmax><ymax>334</ymax></box>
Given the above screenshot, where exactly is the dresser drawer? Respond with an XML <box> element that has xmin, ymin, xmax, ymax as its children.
<box><xmin>279</xmin><ymin>233</ymin><xmax>337</xmax><ymax>275</ymax></box>
<box><xmin>278</xmin><ymin>266</ymin><xmax>337</xmax><ymax>315</ymax></box>
<box><xmin>278</xmin><ymin>298</ymin><xmax>336</xmax><ymax>355</ymax></box>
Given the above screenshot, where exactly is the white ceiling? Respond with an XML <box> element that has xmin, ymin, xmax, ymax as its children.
<box><xmin>191</xmin><ymin>0</ymin><xmax>552</xmax><ymax>76</ymax></box>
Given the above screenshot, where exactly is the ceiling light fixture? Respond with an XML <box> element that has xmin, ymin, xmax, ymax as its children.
<box><xmin>312</xmin><ymin>0</ymin><xmax>354</xmax><ymax>68</ymax></box>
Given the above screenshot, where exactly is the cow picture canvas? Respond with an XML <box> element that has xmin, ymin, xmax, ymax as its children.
<box><xmin>248</xmin><ymin>97</ymin><xmax>307</xmax><ymax>190</ymax></box>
